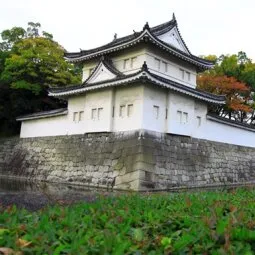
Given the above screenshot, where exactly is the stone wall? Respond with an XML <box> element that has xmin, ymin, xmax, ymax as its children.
<box><xmin>0</xmin><ymin>132</ymin><xmax>143</xmax><ymax>190</ymax></box>
<box><xmin>137</xmin><ymin>131</ymin><xmax>255</xmax><ymax>190</ymax></box>
<box><xmin>0</xmin><ymin>130</ymin><xmax>255</xmax><ymax>190</ymax></box>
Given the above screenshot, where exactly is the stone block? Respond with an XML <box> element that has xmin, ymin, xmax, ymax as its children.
<box><xmin>115</xmin><ymin>170</ymin><xmax>140</xmax><ymax>186</ymax></box>
<box><xmin>133</xmin><ymin>162</ymin><xmax>155</xmax><ymax>172</ymax></box>
<box><xmin>1</xmin><ymin>131</ymin><xmax>255</xmax><ymax>191</ymax></box>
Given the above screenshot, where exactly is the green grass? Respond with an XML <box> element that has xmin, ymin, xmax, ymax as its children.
<box><xmin>0</xmin><ymin>188</ymin><xmax>255</xmax><ymax>254</ymax></box>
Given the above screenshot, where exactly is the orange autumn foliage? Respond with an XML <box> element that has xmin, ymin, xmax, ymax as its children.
<box><xmin>197</xmin><ymin>75</ymin><xmax>252</xmax><ymax>113</ymax></box>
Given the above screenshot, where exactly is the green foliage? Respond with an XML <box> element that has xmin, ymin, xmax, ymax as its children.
<box><xmin>199</xmin><ymin>52</ymin><xmax>255</xmax><ymax>124</ymax></box>
<box><xmin>0</xmin><ymin>27</ymin><xmax>26</xmax><ymax>50</ymax></box>
<box><xmin>0</xmin><ymin>188</ymin><xmax>255</xmax><ymax>254</ymax></box>
<box><xmin>204</xmin><ymin>51</ymin><xmax>255</xmax><ymax>90</ymax></box>
<box><xmin>2</xmin><ymin>36</ymin><xmax>80</xmax><ymax>92</ymax></box>
<box><xmin>0</xmin><ymin>22</ymin><xmax>81</xmax><ymax>136</ymax></box>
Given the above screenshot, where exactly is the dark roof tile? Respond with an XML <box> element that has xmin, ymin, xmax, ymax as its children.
<box><xmin>49</xmin><ymin>65</ymin><xmax>225</xmax><ymax>104</ymax></box>
<box><xmin>17</xmin><ymin>108</ymin><xmax>67</xmax><ymax>121</ymax></box>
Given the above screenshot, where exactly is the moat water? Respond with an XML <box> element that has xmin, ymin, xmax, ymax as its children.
<box><xmin>1</xmin><ymin>176</ymin><xmax>253</xmax><ymax>211</ymax></box>
<box><xmin>0</xmin><ymin>177</ymin><xmax>116</xmax><ymax>210</ymax></box>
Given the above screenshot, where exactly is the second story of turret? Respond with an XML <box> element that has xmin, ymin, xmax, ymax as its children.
<box><xmin>64</xmin><ymin>14</ymin><xmax>214</xmax><ymax>90</ymax></box>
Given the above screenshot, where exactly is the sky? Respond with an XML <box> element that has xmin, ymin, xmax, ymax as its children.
<box><xmin>1</xmin><ymin>0</ymin><xmax>255</xmax><ymax>61</ymax></box>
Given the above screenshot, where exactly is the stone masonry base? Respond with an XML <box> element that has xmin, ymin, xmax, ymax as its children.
<box><xmin>0</xmin><ymin>130</ymin><xmax>255</xmax><ymax>191</ymax></box>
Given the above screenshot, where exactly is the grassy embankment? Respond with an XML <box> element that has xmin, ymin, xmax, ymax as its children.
<box><xmin>0</xmin><ymin>188</ymin><xmax>255</xmax><ymax>254</ymax></box>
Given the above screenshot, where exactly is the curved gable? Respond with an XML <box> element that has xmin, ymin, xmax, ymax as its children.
<box><xmin>85</xmin><ymin>58</ymin><xmax>124</xmax><ymax>84</ymax></box>
<box><xmin>86</xmin><ymin>62</ymin><xmax>117</xmax><ymax>84</ymax></box>
<box><xmin>157</xmin><ymin>26</ymin><xmax>190</xmax><ymax>54</ymax></box>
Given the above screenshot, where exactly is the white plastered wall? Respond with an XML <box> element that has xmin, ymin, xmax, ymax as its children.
<box><xmin>145</xmin><ymin>49</ymin><xmax>197</xmax><ymax>88</ymax></box>
<box><xmin>67</xmin><ymin>95</ymin><xmax>86</xmax><ymax>135</ymax></box>
<box><xmin>20</xmin><ymin>115</ymin><xmax>68</xmax><ymax>138</ymax></box>
<box><xmin>192</xmin><ymin>101</ymin><xmax>208</xmax><ymax>137</ymax></box>
<box><xmin>81</xmin><ymin>46</ymin><xmax>196</xmax><ymax>89</ymax></box>
<box><xmin>113</xmin><ymin>84</ymin><xmax>144</xmax><ymax>131</ymax></box>
<box><xmin>193</xmin><ymin>117</ymin><xmax>255</xmax><ymax>148</ymax></box>
<box><xmin>84</xmin><ymin>89</ymin><xmax>113</xmax><ymax>133</ymax></box>
<box><xmin>167</xmin><ymin>91</ymin><xmax>195</xmax><ymax>136</ymax></box>
<box><xmin>142</xmin><ymin>85</ymin><xmax>167</xmax><ymax>132</ymax></box>
<box><xmin>67</xmin><ymin>89</ymin><xmax>113</xmax><ymax>134</ymax></box>
<box><xmin>19</xmin><ymin>83</ymin><xmax>255</xmax><ymax>148</ymax></box>
<box><xmin>111</xmin><ymin>46</ymin><xmax>146</xmax><ymax>75</ymax></box>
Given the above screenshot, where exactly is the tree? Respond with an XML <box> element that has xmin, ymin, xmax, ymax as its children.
<box><xmin>0</xmin><ymin>27</ymin><xmax>26</xmax><ymax>51</ymax></box>
<box><xmin>2</xmin><ymin>37</ymin><xmax>80</xmax><ymax>94</ymax></box>
<box><xmin>0</xmin><ymin>22</ymin><xmax>53</xmax><ymax>51</ymax></box>
<box><xmin>212</xmin><ymin>52</ymin><xmax>255</xmax><ymax>89</ymax></box>
<box><xmin>0</xmin><ymin>22</ymin><xmax>81</xmax><ymax>136</ymax></box>
<box><xmin>197</xmin><ymin>75</ymin><xmax>252</xmax><ymax>122</ymax></box>
<box><xmin>198</xmin><ymin>52</ymin><xmax>255</xmax><ymax>125</ymax></box>
<box><xmin>240</xmin><ymin>62</ymin><xmax>255</xmax><ymax>91</ymax></box>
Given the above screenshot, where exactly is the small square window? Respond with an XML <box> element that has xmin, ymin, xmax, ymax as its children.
<box><xmin>79</xmin><ymin>111</ymin><xmax>84</xmax><ymax>121</ymax></box>
<box><xmin>123</xmin><ymin>59</ymin><xmax>130</xmax><ymax>69</ymax></box>
<box><xmin>177</xmin><ymin>110</ymin><xmax>182</xmax><ymax>123</ymax></box>
<box><xmin>112</xmin><ymin>106</ymin><xmax>115</xmax><ymax>118</ymax></box>
<box><xmin>127</xmin><ymin>104</ymin><xmax>134</xmax><ymax>117</ymax></box>
<box><xmin>91</xmin><ymin>108</ymin><xmax>97</xmax><ymax>120</ymax></box>
<box><xmin>131</xmin><ymin>57</ymin><xmax>137</xmax><ymax>68</ymax></box>
<box><xmin>197</xmin><ymin>116</ymin><xmax>202</xmax><ymax>127</ymax></box>
<box><xmin>180</xmin><ymin>69</ymin><xmax>185</xmax><ymax>79</ymax></box>
<box><xmin>98</xmin><ymin>108</ymin><xmax>103</xmax><ymax>120</ymax></box>
<box><xmin>120</xmin><ymin>105</ymin><xmax>126</xmax><ymax>117</ymax></box>
<box><xmin>183</xmin><ymin>112</ymin><xmax>188</xmax><ymax>124</ymax></box>
<box><xmin>155</xmin><ymin>58</ymin><xmax>160</xmax><ymax>71</ymax></box>
<box><xmin>186</xmin><ymin>71</ymin><xmax>191</xmax><ymax>81</ymax></box>
<box><xmin>73</xmin><ymin>112</ymin><xmax>78</xmax><ymax>122</ymax></box>
<box><xmin>153</xmin><ymin>105</ymin><xmax>159</xmax><ymax>119</ymax></box>
<box><xmin>162</xmin><ymin>61</ymin><xmax>167</xmax><ymax>72</ymax></box>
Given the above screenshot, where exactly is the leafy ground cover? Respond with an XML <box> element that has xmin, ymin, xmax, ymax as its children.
<box><xmin>0</xmin><ymin>188</ymin><xmax>254</xmax><ymax>254</ymax></box>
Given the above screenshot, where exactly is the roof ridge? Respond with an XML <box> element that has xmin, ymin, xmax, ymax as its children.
<box><xmin>146</xmin><ymin>70</ymin><xmax>225</xmax><ymax>101</ymax></box>
<box><xmin>207</xmin><ymin>113</ymin><xmax>255</xmax><ymax>130</ymax></box>
<box><xmin>64</xmin><ymin>26</ymin><xmax>213</xmax><ymax>70</ymax></box>
<box><xmin>49</xmin><ymin>62</ymin><xmax>225</xmax><ymax>104</ymax></box>
<box><xmin>65</xmin><ymin>17</ymin><xmax>177</xmax><ymax>59</ymax></box>
<box><xmin>16</xmin><ymin>108</ymin><xmax>68</xmax><ymax>121</ymax></box>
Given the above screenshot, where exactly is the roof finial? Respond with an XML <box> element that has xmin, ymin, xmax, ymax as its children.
<box><xmin>113</xmin><ymin>33</ymin><xmax>117</xmax><ymax>41</ymax></box>
<box><xmin>143</xmin><ymin>22</ymin><xmax>150</xmax><ymax>31</ymax></box>
<box><xmin>172</xmin><ymin>12</ymin><xmax>176</xmax><ymax>21</ymax></box>
<box><xmin>142</xmin><ymin>61</ymin><xmax>148</xmax><ymax>71</ymax></box>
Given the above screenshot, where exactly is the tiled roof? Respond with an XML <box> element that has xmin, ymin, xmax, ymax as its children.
<box><xmin>49</xmin><ymin>62</ymin><xmax>225</xmax><ymax>104</ymax></box>
<box><xmin>207</xmin><ymin>113</ymin><xmax>255</xmax><ymax>132</ymax></box>
<box><xmin>16</xmin><ymin>108</ymin><xmax>68</xmax><ymax>121</ymax></box>
<box><xmin>147</xmin><ymin>71</ymin><xmax>225</xmax><ymax>103</ymax></box>
<box><xmin>65</xmin><ymin>32</ymin><xmax>141</xmax><ymax>59</ymax></box>
<box><xmin>66</xmin><ymin>16</ymin><xmax>177</xmax><ymax>59</ymax></box>
<box><xmin>64</xmin><ymin>15</ymin><xmax>212</xmax><ymax>70</ymax></box>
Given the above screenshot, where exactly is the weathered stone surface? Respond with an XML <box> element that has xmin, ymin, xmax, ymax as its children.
<box><xmin>137</xmin><ymin>130</ymin><xmax>255</xmax><ymax>190</ymax></box>
<box><xmin>0</xmin><ymin>133</ymin><xmax>141</xmax><ymax>190</ymax></box>
<box><xmin>0</xmin><ymin>130</ymin><xmax>255</xmax><ymax>191</ymax></box>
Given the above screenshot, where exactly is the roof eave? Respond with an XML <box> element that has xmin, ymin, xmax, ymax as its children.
<box><xmin>17</xmin><ymin>109</ymin><xmax>68</xmax><ymax>121</ymax></box>
<box><xmin>49</xmin><ymin>70</ymin><xmax>225</xmax><ymax>105</ymax></box>
<box><xmin>65</xmin><ymin>30</ymin><xmax>213</xmax><ymax>70</ymax></box>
